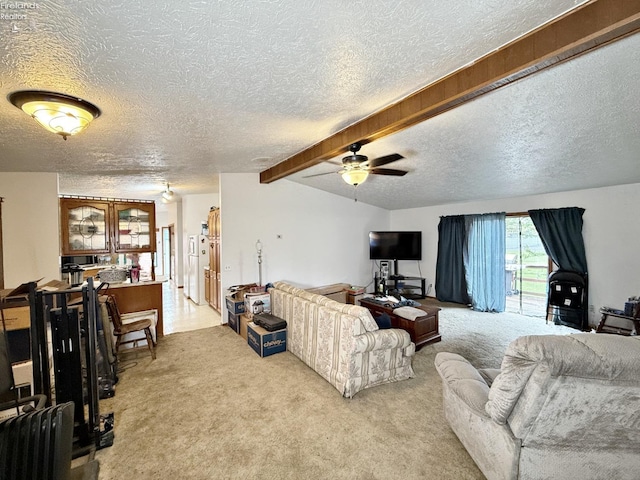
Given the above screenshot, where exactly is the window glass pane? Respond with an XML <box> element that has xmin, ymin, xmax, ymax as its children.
<box><xmin>506</xmin><ymin>216</ymin><xmax>548</xmax><ymax>317</ymax></box>
<box><xmin>68</xmin><ymin>205</ymin><xmax>107</xmax><ymax>251</ymax></box>
<box><xmin>118</xmin><ymin>207</ymin><xmax>151</xmax><ymax>249</ymax></box>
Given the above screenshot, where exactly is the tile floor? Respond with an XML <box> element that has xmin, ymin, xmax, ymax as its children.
<box><xmin>161</xmin><ymin>281</ymin><xmax>222</xmax><ymax>335</ymax></box>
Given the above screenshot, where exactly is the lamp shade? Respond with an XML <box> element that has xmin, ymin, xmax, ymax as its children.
<box><xmin>162</xmin><ymin>183</ymin><xmax>176</xmax><ymax>202</ymax></box>
<box><xmin>341</xmin><ymin>169</ymin><xmax>369</xmax><ymax>186</ymax></box>
<box><xmin>162</xmin><ymin>190</ymin><xmax>174</xmax><ymax>201</ymax></box>
<box><xmin>9</xmin><ymin>90</ymin><xmax>101</xmax><ymax>139</ymax></box>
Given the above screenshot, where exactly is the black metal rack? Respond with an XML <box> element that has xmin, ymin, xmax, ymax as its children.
<box><xmin>374</xmin><ymin>274</ymin><xmax>426</xmax><ymax>299</ymax></box>
<box><xmin>28</xmin><ymin>277</ymin><xmax>113</xmax><ymax>454</ymax></box>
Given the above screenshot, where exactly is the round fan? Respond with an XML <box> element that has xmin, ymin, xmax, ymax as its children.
<box><xmin>303</xmin><ymin>142</ymin><xmax>407</xmax><ymax>186</ymax></box>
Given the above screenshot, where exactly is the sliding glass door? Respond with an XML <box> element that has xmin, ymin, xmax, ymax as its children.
<box><xmin>505</xmin><ymin>215</ymin><xmax>550</xmax><ymax>317</ymax></box>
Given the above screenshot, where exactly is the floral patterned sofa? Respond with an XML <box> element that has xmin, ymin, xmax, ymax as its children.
<box><xmin>269</xmin><ymin>281</ymin><xmax>415</xmax><ymax>397</ymax></box>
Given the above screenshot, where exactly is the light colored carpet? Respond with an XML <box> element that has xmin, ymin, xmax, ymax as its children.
<box><xmin>95</xmin><ymin>302</ymin><xmax>575</xmax><ymax>480</ymax></box>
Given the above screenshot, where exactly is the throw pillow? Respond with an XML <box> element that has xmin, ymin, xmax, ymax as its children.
<box><xmin>374</xmin><ymin>312</ymin><xmax>392</xmax><ymax>329</ymax></box>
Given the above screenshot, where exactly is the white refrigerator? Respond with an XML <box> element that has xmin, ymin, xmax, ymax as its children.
<box><xmin>187</xmin><ymin>234</ymin><xmax>208</xmax><ymax>305</ymax></box>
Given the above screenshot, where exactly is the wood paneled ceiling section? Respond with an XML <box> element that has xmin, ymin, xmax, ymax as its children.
<box><xmin>261</xmin><ymin>0</ymin><xmax>640</xmax><ymax>184</ymax></box>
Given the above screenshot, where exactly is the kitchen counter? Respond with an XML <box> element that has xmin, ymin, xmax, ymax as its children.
<box><xmin>100</xmin><ymin>279</ymin><xmax>161</xmax><ymax>288</ymax></box>
<box><xmin>101</xmin><ymin>281</ymin><xmax>164</xmax><ymax>337</ymax></box>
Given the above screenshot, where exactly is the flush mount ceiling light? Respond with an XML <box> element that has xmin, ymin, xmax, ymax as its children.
<box><xmin>8</xmin><ymin>90</ymin><xmax>101</xmax><ymax>140</ymax></box>
<box><xmin>341</xmin><ymin>168</ymin><xmax>369</xmax><ymax>186</ymax></box>
<box><xmin>161</xmin><ymin>183</ymin><xmax>175</xmax><ymax>202</ymax></box>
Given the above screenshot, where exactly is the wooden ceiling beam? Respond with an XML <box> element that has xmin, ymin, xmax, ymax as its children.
<box><xmin>260</xmin><ymin>0</ymin><xmax>640</xmax><ymax>184</ymax></box>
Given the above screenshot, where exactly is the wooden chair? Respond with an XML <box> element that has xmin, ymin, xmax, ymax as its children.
<box><xmin>104</xmin><ymin>295</ymin><xmax>156</xmax><ymax>360</ymax></box>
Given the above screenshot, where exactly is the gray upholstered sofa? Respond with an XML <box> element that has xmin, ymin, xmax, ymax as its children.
<box><xmin>435</xmin><ymin>333</ymin><xmax>640</xmax><ymax>480</ymax></box>
<box><xmin>270</xmin><ymin>281</ymin><xmax>415</xmax><ymax>397</ymax></box>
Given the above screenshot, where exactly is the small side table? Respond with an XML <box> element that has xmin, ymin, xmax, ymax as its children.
<box><xmin>596</xmin><ymin>308</ymin><xmax>639</xmax><ymax>336</ymax></box>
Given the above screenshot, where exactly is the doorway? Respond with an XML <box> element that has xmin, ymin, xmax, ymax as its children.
<box><xmin>505</xmin><ymin>214</ymin><xmax>550</xmax><ymax>317</ymax></box>
<box><xmin>162</xmin><ymin>225</ymin><xmax>174</xmax><ymax>282</ymax></box>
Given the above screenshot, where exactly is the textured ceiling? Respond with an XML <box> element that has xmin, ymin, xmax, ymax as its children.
<box><xmin>1</xmin><ymin>0</ymin><xmax>636</xmax><ymax>209</ymax></box>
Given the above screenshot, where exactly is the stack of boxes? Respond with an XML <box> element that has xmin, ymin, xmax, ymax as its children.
<box><xmin>224</xmin><ymin>286</ymin><xmax>286</xmax><ymax>357</ymax></box>
<box><xmin>225</xmin><ymin>295</ymin><xmax>245</xmax><ymax>334</ymax></box>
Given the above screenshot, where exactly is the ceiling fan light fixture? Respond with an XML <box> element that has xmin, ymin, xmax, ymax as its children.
<box><xmin>341</xmin><ymin>169</ymin><xmax>369</xmax><ymax>186</ymax></box>
<box><xmin>162</xmin><ymin>183</ymin><xmax>175</xmax><ymax>202</ymax></box>
<box><xmin>9</xmin><ymin>90</ymin><xmax>101</xmax><ymax>140</ymax></box>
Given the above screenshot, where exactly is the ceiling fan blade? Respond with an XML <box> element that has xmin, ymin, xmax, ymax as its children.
<box><xmin>366</xmin><ymin>153</ymin><xmax>404</xmax><ymax>168</ymax></box>
<box><xmin>369</xmin><ymin>168</ymin><xmax>408</xmax><ymax>176</ymax></box>
<box><xmin>302</xmin><ymin>171</ymin><xmax>336</xmax><ymax>178</ymax></box>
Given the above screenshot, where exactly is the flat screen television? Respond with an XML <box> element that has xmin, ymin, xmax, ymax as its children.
<box><xmin>369</xmin><ymin>231</ymin><xmax>422</xmax><ymax>261</ymax></box>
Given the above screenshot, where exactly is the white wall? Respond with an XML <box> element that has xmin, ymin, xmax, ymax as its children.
<box><xmin>162</xmin><ymin>200</ymin><xmax>184</xmax><ymax>286</ymax></box>
<box><xmin>391</xmin><ymin>183</ymin><xmax>640</xmax><ymax>326</ymax></box>
<box><xmin>181</xmin><ymin>193</ymin><xmax>218</xmax><ymax>238</ymax></box>
<box><xmin>154</xmin><ymin>209</ymin><xmax>169</xmax><ymax>276</ymax></box>
<box><xmin>0</xmin><ymin>173</ymin><xmax>60</xmax><ymax>287</ymax></box>
<box><xmin>180</xmin><ymin>193</ymin><xmax>219</xmax><ymax>289</ymax></box>
<box><xmin>219</xmin><ymin>173</ymin><xmax>390</xmax><ymax>317</ymax></box>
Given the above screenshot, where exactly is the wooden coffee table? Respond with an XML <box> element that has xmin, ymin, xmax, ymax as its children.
<box><xmin>359</xmin><ymin>297</ymin><xmax>441</xmax><ymax>350</ymax></box>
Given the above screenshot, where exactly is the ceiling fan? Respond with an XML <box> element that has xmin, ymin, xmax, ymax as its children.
<box><xmin>304</xmin><ymin>142</ymin><xmax>407</xmax><ymax>186</ymax></box>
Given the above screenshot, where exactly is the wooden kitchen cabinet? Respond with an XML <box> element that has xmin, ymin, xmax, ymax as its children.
<box><xmin>204</xmin><ymin>267</ymin><xmax>211</xmax><ymax>305</ymax></box>
<box><xmin>60</xmin><ymin>198</ymin><xmax>111</xmax><ymax>254</ymax></box>
<box><xmin>60</xmin><ymin>197</ymin><xmax>156</xmax><ymax>255</ymax></box>
<box><xmin>207</xmin><ymin>207</ymin><xmax>221</xmax><ymax>312</ymax></box>
<box><xmin>112</xmin><ymin>202</ymin><xmax>155</xmax><ymax>252</ymax></box>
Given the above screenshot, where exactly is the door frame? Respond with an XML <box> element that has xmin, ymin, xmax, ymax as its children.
<box><xmin>506</xmin><ymin>212</ymin><xmax>552</xmax><ymax>316</ymax></box>
<box><xmin>163</xmin><ymin>224</ymin><xmax>175</xmax><ymax>282</ymax></box>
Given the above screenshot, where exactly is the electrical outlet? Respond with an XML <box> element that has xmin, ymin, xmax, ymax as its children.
<box><xmin>224</xmin><ymin>266</ymin><xmax>232</xmax><ymax>271</ymax></box>
<box><xmin>589</xmin><ymin>304</ymin><xmax>595</xmax><ymax>313</ymax></box>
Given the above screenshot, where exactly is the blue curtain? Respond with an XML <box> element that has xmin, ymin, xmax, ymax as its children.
<box><xmin>528</xmin><ymin>207</ymin><xmax>587</xmax><ymax>273</ymax></box>
<box><xmin>464</xmin><ymin>213</ymin><xmax>506</xmax><ymax>312</ymax></box>
<box><xmin>529</xmin><ymin>207</ymin><xmax>588</xmax><ymax>330</ymax></box>
<box><xmin>435</xmin><ymin>216</ymin><xmax>470</xmax><ymax>304</ymax></box>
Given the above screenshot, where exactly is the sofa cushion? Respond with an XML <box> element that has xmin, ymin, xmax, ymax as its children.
<box><xmin>435</xmin><ymin>352</ymin><xmax>491</xmax><ymax>416</ymax></box>
<box><xmin>330</xmin><ymin>303</ymin><xmax>378</xmax><ymax>331</ymax></box>
<box><xmin>374</xmin><ymin>312</ymin><xmax>392</xmax><ymax>329</ymax></box>
<box><xmin>485</xmin><ymin>333</ymin><xmax>640</xmax><ymax>424</ymax></box>
<box><xmin>478</xmin><ymin>368</ymin><xmax>501</xmax><ymax>386</ymax></box>
<box><xmin>272</xmin><ymin>281</ymin><xmax>378</xmax><ymax>331</ymax></box>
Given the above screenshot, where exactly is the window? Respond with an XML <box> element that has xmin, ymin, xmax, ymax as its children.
<box><xmin>505</xmin><ymin>214</ymin><xmax>550</xmax><ymax>317</ymax></box>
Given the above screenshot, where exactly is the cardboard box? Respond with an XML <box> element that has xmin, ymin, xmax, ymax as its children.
<box><xmin>227</xmin><ymin>284</ymin><xmax>258</xmax><ymax>301</ymax></box>
<box><xmin>225</xmin><ymin>296</ymin><xmax>245</xmax><ymax>315</ymax></box>
<box><xmin>244</xmin><ymin>292</ymin><xmax>270</xmax><ymax>318</ymax></box>
<box><xmin>239</xmin><ymin>314</ymin><xmax>252</xmax><ymax>340</ymax></box>
<box><xmin>247</xmin><ymin>322</ymin><xmax>286</xmax><ymax>357</ymax></box>
<box><xmin>228</xmin><ymin>311</ymin><xmax>240</xmax><ymax>333</ymax></box>
<box><xmin>1</xmin><ymin>306</ymin><xmax>30</xmax><ymax>331</ymax></box>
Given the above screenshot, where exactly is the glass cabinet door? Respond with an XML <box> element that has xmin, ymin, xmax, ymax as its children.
<box><xmin>113</xmin><ymin>202</ymin><xmax>155</xmax><ymax>252</ymax></box>
<box><xmin>60</xmin><ymin>199</ymin><xmax>110</xmax><ymax>254</ymax></box>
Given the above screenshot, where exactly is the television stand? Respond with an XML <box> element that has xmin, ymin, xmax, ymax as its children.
<box><xmin>375</xmin><ymin>274</ymin><xmax>426</xmax><ymax>299</ymax></box>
